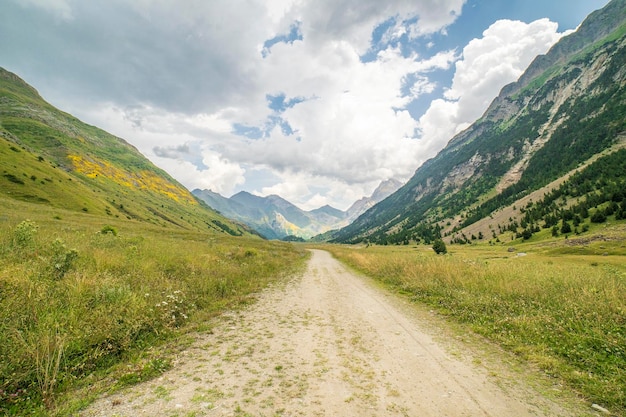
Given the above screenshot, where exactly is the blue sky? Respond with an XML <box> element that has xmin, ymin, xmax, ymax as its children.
<box><xmin>0</xmin><ymin>0</ymin><xmax>610</xmax><ymax>210</ymax></box>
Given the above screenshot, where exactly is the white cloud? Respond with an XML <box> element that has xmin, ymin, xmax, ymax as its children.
<box><xmin>417</xmin><ymin>18</ymin><xmax>565</xmax><ymax>157</ymax></box>
<box><xmin>217</xmin><ymin>43</ymin><xmax>457</xmax><ymax>188</ymax></box>
<box><xmin>288</xmin><ymin>0</ymin><xmax>465</xmax><ymax>54</ymax></box>
<box><xmin>154</xmin><ymin>151</ymin><xmax>246</xmax><ymax>195</ymax></box>
<box><xmin>258</xmin><ymin>171</ymin><xmax>380</xmax><ymax>211</ymax></box>
<box><xmin>2</xmin><ymin>0</ymin><xmax>573</xmax><ymax>211</ymax></box>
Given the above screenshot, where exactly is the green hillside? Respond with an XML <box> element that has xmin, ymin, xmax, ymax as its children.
<box><xmin>0</xmin><ymin>67</ymin><xmax>251</xmax><ymax>236</ymax></box>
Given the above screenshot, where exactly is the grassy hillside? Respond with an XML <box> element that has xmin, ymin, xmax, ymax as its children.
<box><xmin>322</xmin><ymin>228</ymin><xmax>626</xmax><ymax>414</ymax></box>
<box><xmin>0</xmin><ymin>67</ymin><xmax>251</xmax><ymax>236</ymax></box>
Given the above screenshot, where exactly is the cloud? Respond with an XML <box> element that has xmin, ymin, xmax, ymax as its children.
<box><xmin>3</xmin><ymin>1</ymin><xmax>273</xmax><ymax>114</ymax></box>
<box><xmin>153</xmin><ymin>144</ymin><xmax>191</xmax><ymax>159</ymax></box>
<box><xmin>417</xmin><ymin>18</ymin><xmax>565</xmax><ymax>155</ymax></box>
<box><xmin>4</xmin><ymin>0</ymin><xmax>466</xmax><ymax>115</ymax></box>
<box><xmin>289</xmin><ymin>0</ymin><xmax>465</xmax><ymax>54</ymax></box>
<box><xmin>1</xmin><ymin>1</ymin><xmax>571</xmax><ymax>211</ymax></box>
<box><xmin>153</xmin><ymin>151</ymin><xmax>246</xmax><ymax>195</ymax></box>
<box><xmin>258</xmin><ymin>170</ymin><xmax>380</xmax><ymax>211</ymax></box>
<box><xmin>218</xmin><ymin>41</ymin><xmax>458</xmax><ymax>185</ymax></box>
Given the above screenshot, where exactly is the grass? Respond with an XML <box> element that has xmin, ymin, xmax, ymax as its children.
<box><xmin>0</xmin><ymin>197</ymin><xmax>308</xmax><ymax>416</ymax></box>
<box><xmin>321</xmin><ymin>230</ymin><xmax>626</xmax><ymax>415</ymax></box>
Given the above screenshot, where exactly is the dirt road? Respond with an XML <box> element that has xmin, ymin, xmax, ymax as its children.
<box><xmin>81</xmin><ymin>249</ymin><xmax>584</xmax><ymax>416</ymax></box>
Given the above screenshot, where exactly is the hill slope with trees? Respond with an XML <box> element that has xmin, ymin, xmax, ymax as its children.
<box><xmin>331</xmin><ymin>0</ymin><xmax>626</xmax><ymax>245</ymax></box>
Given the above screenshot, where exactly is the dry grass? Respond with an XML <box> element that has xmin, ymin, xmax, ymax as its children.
<box><xmin>322</xmin><ymin>237</ymin><xmax>626</xmax><ymax>414</ymax></box>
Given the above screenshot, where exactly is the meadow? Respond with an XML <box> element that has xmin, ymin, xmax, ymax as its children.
<box><xmin>323</xmin><ymin>233</ymin><xmax>626</xmax><ymax>414</ymax></box>
<box><xmin>0</xmin><ymin>197</ymin><xmax>308</xmax><ymax>415</ymax></box>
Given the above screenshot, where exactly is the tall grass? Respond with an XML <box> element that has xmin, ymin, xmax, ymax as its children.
<box><xmin>0</xmin><ymin>215</ymin><xmax>307</xmax><ymax>415</ymax></box>
<box><xmin>324</xmin><ymin>243</ymin><xmax>626</xmax><ymax>414</ymax></box>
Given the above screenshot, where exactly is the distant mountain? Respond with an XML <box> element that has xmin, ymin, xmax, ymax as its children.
<box><xmin>331</xmin><ymin>0</ymin><xmax>626</xmax><ymax>245</ymax></box>
<box><xmin>345</xmin><ymin>178</ymin><xmax>402</xmax><ymax>220</ymax></box>
<box><xmin>193</xmin><ymin>178</ymin><xmax>402</xmax><ymax>240</ymax></box>
<box><xmin>0</xmin><ymin>67</ymin><xmax>254</xmax><ymax>237</ymax></box>
<box><xmin>309</xmin><ymin>205</ymin><xmax>346</xmax><ymax>224</ymax></box>
<box><xmin>194</xmin><ymin>189</ymin><xmax>327</xmax><ymax>239</ymax></box>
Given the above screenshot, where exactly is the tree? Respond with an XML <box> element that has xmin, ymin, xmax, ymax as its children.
<box><xmin>552</xmin><ymin>225</ymin><xmax>559</xmax><ymax>237</ymax></box>
<box><xmin>591</xmin><ymin>209</ymin><xmax>607</xmax><ymax>223</ymax></box>
<box><xmin>561</xmin><ymin>221</ymin><xmax>572</xmax><ymax>234</ymax></box>
<box><xmin>432</xmin><ymin>239</ymin><xmax>447</xmax><ymax>255</ymax></box>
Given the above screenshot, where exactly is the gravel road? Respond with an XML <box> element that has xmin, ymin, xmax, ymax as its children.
<box><xmin>81</xmin><ymin>249</ymin><xmax>585</xmax><ymax>416</ymax></box>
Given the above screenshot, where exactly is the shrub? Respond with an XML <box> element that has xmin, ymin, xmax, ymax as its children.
<box><xmin>3</xmin><ymin>173</ymin><xmax>24</xmax><ymax>184</ymax></box>
<box><xmin>100</xmin><ymin>225</ymin><xmax>118</xmax><ymax>236</ymax></box>
<box><xmin>432</xmin><ymin>239</ymin><xmax>447</xmax><ymax>255</ymax></box>
<box><xmin>49</xmin><ymin>238</ymin><xmax>78</xmax><ymax>280</ymax></box>
<box><xmin>12</xmin><ymin>220</ymin><xmax>38</xmax><ymax>250</ymax></box>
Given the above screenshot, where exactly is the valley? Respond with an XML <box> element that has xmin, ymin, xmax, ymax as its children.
<box><xmin>1</xmin><ymin>0</ymin><xmax>626</xmax><ymax>415</ymax></box>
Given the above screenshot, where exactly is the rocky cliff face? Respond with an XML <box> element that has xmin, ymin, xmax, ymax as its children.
<box><xmin>505</xmin><ymin>0</ymin><xmax>626</xmax><ymax>98</ymax></box>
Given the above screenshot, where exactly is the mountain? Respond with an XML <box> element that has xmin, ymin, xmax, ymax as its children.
<box><xmin>0</xmin><ymin>67</ymin><xmax>254</xmax><ymax>237</ymax></box>
<box><xmin>194</xmin><ymin>189</ymin><xmax>333</xmax><ymax>239</ymax></box>
<box><xmin>345</xmin><ymin>178</ymin><xmax>403</xmax><ymax>220</ymax></box>
<box><xmin>331</xmin><ymin>0</ymin><xmax>626</xmax><ymax>245</ymax></box>
<box><xmin>193</xmin><ymin>178</ymin><xmax>402</xmax><ymax>240</ymax></box>
<box><xmin>309</xmin><ymin>205</ymin><xmax>346</xmax><ymax>224</ymax></box>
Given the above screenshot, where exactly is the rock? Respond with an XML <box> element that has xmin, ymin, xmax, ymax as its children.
<box><xmin>591</xmin><ymin>403</ymin><xmax>610</xmax><ymax>414</ymax></box>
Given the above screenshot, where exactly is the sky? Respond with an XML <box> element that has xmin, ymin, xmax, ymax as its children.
<box><xmin>0</xmin><ymin>0</ymin><xmax>610</xmax><ymax>211</ymax></box>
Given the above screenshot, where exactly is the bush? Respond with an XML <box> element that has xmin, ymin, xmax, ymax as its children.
<box><xmin>432</xmin><ymin>239</ymin><xmax>447</xmax><ymax>255</ymax></box>
<box><xmin>12</xmin><ymin>220</ymin><xmax>38</xmax><ymax>250</ymax></box>
<box><xmin>49</xmin><ymin>238</ymin><xmax>78</xmax><ymax>280</ymax></box>
<box><xmin>100</xmin><ymin>225</ymin><xmax>118</xmax><ymax>236</ymax></box>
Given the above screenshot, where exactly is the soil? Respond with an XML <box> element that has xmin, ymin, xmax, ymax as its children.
<box><xmin>80</xmin><ymin>249</ymin><xmax>589</xmax><ymax>416</ymax></box>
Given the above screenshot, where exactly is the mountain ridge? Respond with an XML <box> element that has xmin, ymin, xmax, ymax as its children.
<box><xmin>330</xmin><ymin>0</ymin><xmax>626</xmax><ymax>245</ymax></box>
<box><xmin>193</xmin><ymin>178</ymin><xmax>402</xmax><ymax>240</ymax></box>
